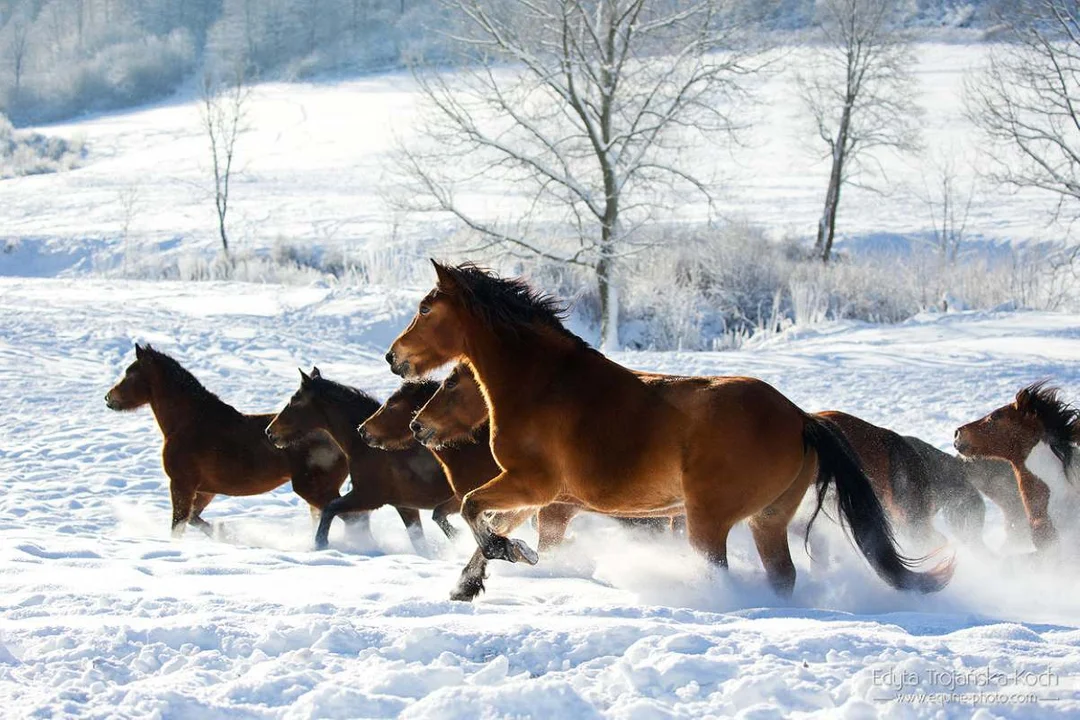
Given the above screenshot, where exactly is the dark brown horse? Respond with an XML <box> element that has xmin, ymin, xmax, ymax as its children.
<box><xmin>903</xmin><ymin>436</ymin><xmax>1029</xmax><ymax>549</ymax></box>
<box><xmin>265</xmin><ymin>368</ymin><xmax>454</xmax><ymax>551</ymax></box>
<box><xmin>360</xmin><ymin>371</ymin><xmax>538</xmax><ymax>599</ymax></box>
<box><xmin>105</xmin><ymin>344</ymin><xmax>349</xmax><ymax>537</ymax></box>
<box><xmin>385</xmin><ymin>262</ymin><xmax>951</xmax><ymax>597</ymax></box>
<box><xmin>955</xmin><ymin>382</ymin><xmax>1080</xmax><ymax>551</ymax></box>
<box><xmin>816</xmin><ymin>411</ymin><xmax>980</xmax><ymax>551</ymax></box>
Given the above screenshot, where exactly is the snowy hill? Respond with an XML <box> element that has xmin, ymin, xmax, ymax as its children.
<box><xmin>0</xmin><ymin>44</ymin><xmax>1062</xmax><ymax>282</ymax></box>
<box><xmin>1</xmin><ymin>277</ymin><xmax>1078</xmax><ymax>717</ymax></box>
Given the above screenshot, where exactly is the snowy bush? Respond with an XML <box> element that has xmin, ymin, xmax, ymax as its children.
<box><xmin>2</xmin><ymin>30</ymin><xmax>196</xmax><ymax>126</ymax></box>
<box><xmin>0</xmin><ymin>112</ymin><xmax>85</xmax><ymax>178</ymax></box>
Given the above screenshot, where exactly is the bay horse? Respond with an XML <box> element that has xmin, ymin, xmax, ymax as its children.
<box><xmin>816</xmin><ymin>411</ymin><xmax>987</xmax><ymax>551</ymax></box>
<box><xmin>385</xmin><ymin>262</ymin><xmax>952</xmax><ymax>597</ymax></box>
<box><xmin>359</xmin><ymin>370</ymin><xmax>541</xmax><ymax>600</ymax></box>
<box><xmin>407</xmin><ymin>363</ymin><xmax>667</xmax><ymax>600</ymax></box>
<box><xmin>904</xmin><ymin>436</ymin><xmax>1029</xmax><ymax>549</ymax></box>
<box><xmin>955</xmin><ymin>382</ymin><xmax>1080</xmax><ymax>551</ymax></box>
<box><xmin>265</xmin><ymin>368</ymin><xmax>454</xmax><ymax>551</ymax></box>
<box><xmin>105</xmin><ymin>344</ymin><xmax>350</xmax><ymax>537</ymax></box>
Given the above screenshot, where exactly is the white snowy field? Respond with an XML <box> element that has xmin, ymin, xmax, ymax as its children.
<box><xmin>1</xmin><ymin>277</ymin><xmax>1079</xmax><ymax>718</ymax></box>
<box><xmin>0</xmin><ymin>43</ymin><xmax>1062</xmax><ymax>278</ymax></box>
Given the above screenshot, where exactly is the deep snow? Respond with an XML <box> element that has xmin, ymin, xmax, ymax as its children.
<box><xmin>0</xmin><ymin>277</ymin><xmax>1079</xmax><ymax>717</ymax></box>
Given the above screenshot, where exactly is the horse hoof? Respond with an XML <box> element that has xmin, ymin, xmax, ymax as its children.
<box><xmin>449</xmin><ymin>588</ymin><xmax>477</xmax><ymax>602</ymax></box>
<box><xmin>450</xmin><ymin>578</ymin><xmax>484</xmax><ymax>602</ymax></box>
<box><xmin>314</xmin><ymin>538</ymin><xmax>330</xmax><ymax>551</ymax></box>
<box><xmin>507</xmin><ymin>538</ymin><xmax>539</xmax><ymax>565</ymax></box>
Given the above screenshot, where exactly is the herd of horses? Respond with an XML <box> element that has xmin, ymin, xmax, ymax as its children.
<box><xmin>105</xmin><ymin>261</ymin><xmax>1079</xmax><ymax>601</ymax></box>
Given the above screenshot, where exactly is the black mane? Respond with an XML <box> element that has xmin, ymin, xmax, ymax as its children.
<box><xmin>441</xmin><ymin>263</ymin><xmax>589</xmax><ymax>349</ymax></box>
<box><xmin>309</xmin><ymin>376</ymin><xmax>382</xmax><ymax>420</ymax></box>
<box><xmin>1016</xmin><ymin>381</ymin><xmax>1079</xmax><ymax>466</ymax></box>
<box><xmin>144</xmin><ymin>347</ymin><xmax>239</xmax><ymax>416</ymax></box>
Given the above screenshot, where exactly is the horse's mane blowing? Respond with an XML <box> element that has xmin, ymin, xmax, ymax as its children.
<box><xmin>441</xmin><ymin>263</ymin><xmax>588</xmax><ymax>349</ymax></box>
<box><xmin>1016</xmin><ymin>381</ymin><xmax>1079</xmax><ymax>467</ymax></box>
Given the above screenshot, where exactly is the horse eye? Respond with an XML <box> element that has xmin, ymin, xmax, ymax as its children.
<box><xmin>446</xmin><ymin>378</ymin><xmax>458</xmax><ymax>389</ymax></box>
<box><xmin>419</xmin><ymin>305</ymin><xmax>431</xmax><ymax>316</ymax></box>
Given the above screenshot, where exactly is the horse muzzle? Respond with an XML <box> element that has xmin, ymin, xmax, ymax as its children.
<box><xmin>264</xmin><ymin>426</ymin><xmax>288</xmax><ymax>448</ymax></box>
<box><xmin>953</xmin><ymin>429</ymin><xmax>973</xmax><ymax>456</ymax></box>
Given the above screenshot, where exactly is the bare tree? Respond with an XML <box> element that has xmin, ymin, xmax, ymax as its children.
<box><xmin>919</xmin><ymin>154</ymin><xmax>974</xmax><ymax>266</ymax></box>
<box><xmin>1</xmin><ymin>3</ymin><xmax>31</xmax><ymax>99</ymax></box>
<box><xmin>798</xmin><ymin>0</ymin><xmax>921</xmax><ymax>262</ymax></box>
<box><xmin>966</xmin><ymin>0</ymin><xmax>1080</xmax><ymax>221</ymax></box>
<box><xmin>118</xmin><ymin>182</ymin><xmax>140</xmax><ymax>275</ymax></box>
<box><xmin>199</xmin><ymin>65</ymin><xmax>250</xmax><ymax>256</ymax></box>
<box><xmin>398</xmin><ymin>0</ymin><xmax>763</xmax><ymax>349</ymax></box>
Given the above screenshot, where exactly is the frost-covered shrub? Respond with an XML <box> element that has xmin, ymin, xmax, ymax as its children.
<box><xmin>2</xmin><ymin>30</ymin><xmax>195</xmax><ymax>126</ymax></box>
<box><xmin>0</xmin><ymin>112</ymin><xmax>85</xmax><ymax>178</ymax></box>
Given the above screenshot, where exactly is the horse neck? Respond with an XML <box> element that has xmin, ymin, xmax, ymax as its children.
<box><xmin>463</xmin><ymin>324</ymin><xmax>574</xmax><ymax>423</ymax></box>
<box><xmin>146</xmin><ymin>374</ymin><xmax>216</xmax><ymax>437</ymax></box>
<box><xmin>317</xmin><ymin>396</ymin><xmax>374</xmax><ymax>455</ymax></box>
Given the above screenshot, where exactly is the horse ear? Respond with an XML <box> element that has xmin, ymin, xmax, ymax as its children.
<box><xmin>134</xmin><ymin>343</ymin><xmax>145</xmax><ymax>359</ymax></box>
<box><xmin>299</xmin><ymin>368</ymin><xmax>311</xmax><ymax>385</ymax></box>
<box><xmin>311</xmin><ymin>366</ymin><xmax>321</xmax><ymax>379</ymax></box>
<box><xmin>431</xmin><ymin>259</ymin><xmax>457</xmax><ymax>292</ymax></box>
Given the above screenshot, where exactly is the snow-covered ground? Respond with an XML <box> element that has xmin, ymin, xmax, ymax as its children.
<box><xmin>0</xmin><ymin>44</ymin><xmax>1062</xmax><ymax>278</ymax></box>
<box><xmin>1</xmin><ymin>277</ymin><xmax>1079</xmax><ymax>718</ymax></box>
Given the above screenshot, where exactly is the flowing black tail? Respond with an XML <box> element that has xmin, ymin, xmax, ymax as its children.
<box><xmin>803</xmin><ymin>416</ymin><xmax>954</xmax><ymax>593</ymax></box>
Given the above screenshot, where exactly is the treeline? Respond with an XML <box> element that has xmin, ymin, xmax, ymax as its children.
<box><xmin>0</xmin><ymin>0</ymin><xmax>439</xmax><ymax>124</ymax></box>
<box><xmin>0</xmin><ymin>0</ymin><xmax>1012</xmax><ymax>126</ymax></box>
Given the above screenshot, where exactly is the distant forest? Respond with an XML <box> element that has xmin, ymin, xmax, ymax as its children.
<box><xmin>0</xmin><ymin>1</ymin><xmax>1009</xmax><ymax>125</ymax></box>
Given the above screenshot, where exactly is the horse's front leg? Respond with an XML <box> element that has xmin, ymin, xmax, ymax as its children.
<box><xmin>461</xmin><ymin>470</ymin><xmax>558</xmax><ymax>565</ymax></box>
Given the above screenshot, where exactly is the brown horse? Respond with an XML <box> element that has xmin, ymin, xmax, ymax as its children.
<box><xmin>360</xmin><ymin>371</ymin><xmax>542</xmax><ymax>599</ymax></box>
<box><xmin>904</xmin><ymin>435</ymin><xmax>1029</xmax><ymax>549</ymax></box>
<box><xmin>357</xmin><ymin>377</ymin><xmax>499</xmax><ymax>535</ymax></box>
<box><xmin>385</xmin><ymin>262</ymin><xmax>952</xmax><ymax>597</ymax></box>
<box><xmin>404</xmin><ymin>364</ymin><xmax>651</xmax><ymax>599</ymax></box>
<box><xmin>816</xmin><ymin>411</ymin><xmax>987</xmax><ymax>552</ymax></box>
<box><xmin>955</xmin><ymin>382</ymin><xmax>1080</xmax><ymax>551</ymax></box>
<box><xmin>105</xmin><ymin>344</ymin><xmax>350</xmax><ymax>537</ymax></box>
<box><xmin>265</xmin><ymin>368</ymin><xmax>454</xmax><ymax>551</ymax></box>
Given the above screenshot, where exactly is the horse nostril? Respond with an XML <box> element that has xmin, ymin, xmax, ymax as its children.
<box><xmin>385</xmin><ymin>351</ymin><xmax>395</xmax><ymax>366</ymax></box>
<box><xmin>409</xmin><ymin>419</ymin><xmax>423</xmax><ymax>435</ymax></box>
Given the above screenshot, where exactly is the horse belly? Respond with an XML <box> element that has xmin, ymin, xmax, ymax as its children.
<box><xmin>198</xmin><ymin>444</ymin><xmax>291</xmax><ymax>496</ymax></box>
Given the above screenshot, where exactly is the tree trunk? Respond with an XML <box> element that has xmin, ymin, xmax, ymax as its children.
<box><xmin>597</xmin><ymin>246</ymin><xmax>618</xmax><ymax>352</ymax></box>
<box><xmin>815</xmin><ymin>104</ymin><xmax>850</xmax><ymax>263</ymax></box>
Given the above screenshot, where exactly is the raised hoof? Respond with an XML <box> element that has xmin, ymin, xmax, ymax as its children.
<box><xmin>507</xmin><ymin>538</ymin><xmax>539</xmax><ymax>565</ymax></box>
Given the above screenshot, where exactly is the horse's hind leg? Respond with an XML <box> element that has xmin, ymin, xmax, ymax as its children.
<box><xmin>942</xmin><ymin>482</ymin><xmax>988</xmax><ymax>551</ymax></box>
<box><xmin>537</xmin><ymin>503</ymin><xmax>578</xmax><ymax>552</ymax></box>
<box><xmin>314</xmin><ymin>493</ymin><xmax>377</xmax><ymax>550</ymax></box>
<box><xmin>396</xmin><ymin>507</ymin><xmax>428</xmax><ymax>553</ymax></box>
<box><xmin>188</xmin><ymin>493</ymin><xmax>217</xmax><ymax>537</ymax></box>
<box><xmin>748</xmin><ymin>460</ymin><xmax>816</xmax><ymax>597</ymax></box>
<box><xmin>169</xmin><ymin>479</ymin><xmax>198</xmax><ymax>539</ymax></box>
<box><xmin>432</xmin><ymin>497</ymin><xmax>462</xmax><ymax>540</ymax></box>
<box><xmin>340</xmin><ymin>511</ymin><xmax>374</xmax><ymax>545</ymax></box>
